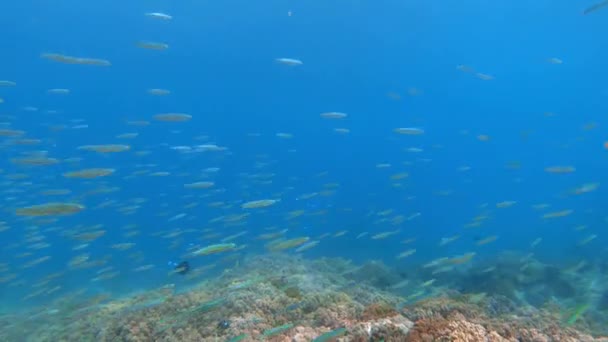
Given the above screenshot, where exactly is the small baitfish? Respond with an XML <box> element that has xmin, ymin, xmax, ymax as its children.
<box><xmin>583</xmin><ymin>0</ymin><xmax>608</xmax><ymax>14</ymax></box>
<box><xmin>226</xmin><ymin>334</ymin><xmax>248</xmax><ymax>342</ymax></box>
<box><xmin>262</xmin><ymin>323</ymin><xmax>294</xmax><ymax>338</ymax></box>
<box><xmin>312</xmin><ymin>327</ymin><xmax>348</xmax><ymax>341</ymax></box>
<box><xmin>193</xmin><ymin>243</ymin><xmax>236</xmax><ymax>256</ymax></box>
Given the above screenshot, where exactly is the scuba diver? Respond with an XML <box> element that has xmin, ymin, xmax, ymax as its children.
<box><xmin>170</xmin><ymin>260</ymin><xmax>190</xmax><ymax>275</ymax></box>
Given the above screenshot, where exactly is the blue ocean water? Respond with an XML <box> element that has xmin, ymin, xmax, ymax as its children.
<box><xmin>0</xmin><ymin>0</ymin><xmax>607</xmax><ymax>328</ymax></box>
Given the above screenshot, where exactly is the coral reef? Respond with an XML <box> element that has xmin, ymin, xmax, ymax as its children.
<box><xmin>1</xmin><ymin>254</ymin><xmax>607</xmax><ymax>342</ymax></box>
